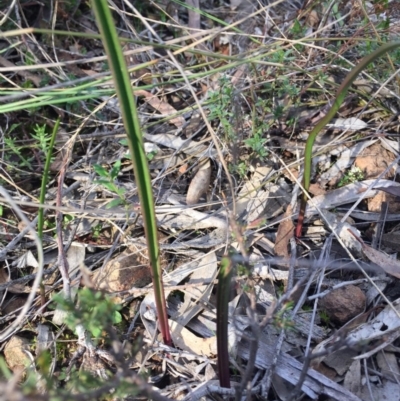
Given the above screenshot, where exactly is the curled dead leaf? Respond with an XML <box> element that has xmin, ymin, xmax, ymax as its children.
<box><xmin>136</xmin><ymin>89</ymin><xmax>185</xmax><ymax>128</ymax></box>
<box><xmin>306</xmin><ymin>9</ymin><xmax>320</xmax><ymax>27</ymax></box>
<box><xmin>170</xmin><ymin>320</ymin><xmax>217</xmax><ymax>356</ymax></box>
<box><xmin>348</xmin><ymin>229</ymin><xmax>400</xmax><ymax>279</ymax></box>
<box><xmin>186</xmin><ymin>159</ymin><xmax>211</xmax><ymax>205</ymax></box>
<box><xmin>274</xmin><ymin>205</ymin><xmax>294</xmax><ymax>258</ymax></box>
<box><xmin>373</xmin><ymin>185</ymin><xmax>400</xmax><ymax>199</ymax></box>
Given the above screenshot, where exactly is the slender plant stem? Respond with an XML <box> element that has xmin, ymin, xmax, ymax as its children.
<box><xmin>37</xmin><ymin>119</ymin><xmax>59</xmax><ymax>307</ymax></box>
<box><xmin>296</xmin><ymin>41</ymin><xmax>400</xmax><ymax>238</ymax></box>
<box><xmin>217</xmin><ymin>256</ymin><xmax>234</xmax><ymax>388</ymax></box>
<box><xmin>91</xmin><ymin>0</ymin><xmax>171</xmax><ymax>345</ymax></box>
<box><xmin>37</xmin><ymin>119</ymin><xmax>59</xmax><ymax>240</ymax></box>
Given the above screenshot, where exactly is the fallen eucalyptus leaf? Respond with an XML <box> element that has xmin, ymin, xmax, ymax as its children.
<box><xmin>170</xmin><ymin>320</ymin><xmax>217</xmax><ymax>356</ymax></box>
<box><xmin>305</xmin><ymin>180</ymin><xmax>400</xmax><ymax>217</ymax></box>
<box><xmin>186</xmin><ymin>159</ymin><xmax>211</xmax><ymax>205</ymax></box>
<box><xmin>274</xmin><ymin>205</ymin><xmax>294</xmax><ymax>258</ymax></box>
<box><xmin>349</xmin><ymin>230</ymin><xmax>400</xmax><ymax>279</ymax></box>
<box><xmin>328</xmin><ymin>117</ymin><xmax>368</xmax><ymax>130</ymax></box>
<box><xmin>373</xmin><ymin>185</ymin><xmax>400</xmax><ymax>199</ymax></box>
<box><xmin>136</xmin><ymin>89</ymin><xmax>185</xmax><ymax>128</ymax></box>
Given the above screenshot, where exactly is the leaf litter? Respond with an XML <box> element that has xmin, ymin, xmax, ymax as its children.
<box><xmin>2</xmin><ymin>1</ymin><xmax>400</xmax><ymax>400</ymax></box>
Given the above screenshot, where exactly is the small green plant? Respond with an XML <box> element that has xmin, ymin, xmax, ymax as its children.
<box><xmin>276</xmin><ymin>281</ymin><xmax>286</xmax><ymax>298</ymax></box>
<box><xmin>4</xmin><ymin>124</ymin><xmax>32</xmax><ymax>169</ymax></box>
<box><xmin>4</xmin><ymin>136</ymin><xmax>32</xmax><ymax>168</ymax></box>
<box><xmin>91</xmin><ymin>223</ymin><xmax>103</xmax><ymax>239</ymax></box>
<box><xmin>31</xmin><ymin>124</ymin><xmax>52</xmax><ymax>155</ymax></box>
<box><xmin>273</xmin><ymin>301</ymin><xmax>295</xmax><ymax>331</ymax></box>
<box><xmin>209</xmin><ymin>76</ymin><xmax>277</xmax><ymax>165</ymax></box>
<box><xmin>24</xmin><ymin>51</ymin><xmax>35</xmax><ymax>66</ymax></box>
<box><xmin>43</xmin><ymin>218</ymin><xmax>56</xmax><ymax>231</ymax></box>
<box><xmin>22</xmin><ymin>351</ymin><xmax>139</xmax><ymax>400</ymax></box>
<box><xmin>4</xmin><ymin>123</ymin><xmax>55</xmax><ymax>171</ymax></box>
<box><xmin>319</xmin><ymin>309</ymin><xmax>330</xmax><ymax>326</ymax></box>
<box><xmin>290</xmin><ymin>19</ymin><xmax>306</xmax><ymax>39</ymax></box>
<box><xmin>237</xmin><ymin>263</ymin><xmax>250</xmax><ymax>276</ymax></box>
<box><xmin>338</xmin><ymin>166</ymin><xmax>364</xmax><ymax>187</ymax></box>
<box><xmin>235</xmin><ymin>161</ymin><xmax>248</xmax><ymax>178</ymax></box>
<box><xmin>146</xmin><ymin>150</ymin><xmax>158</xmax><ymax>161</ymax></box>
<box><xmin>42</xmin><ymin>289</ymin><xmax>142</xmax><ymax>399</ymax></box>
<box><xmin>271</xmin><ymin>48</ymin><xmax>295</xmax><ymax>64</ymax></box>
<box><xmin>244</xmin><ymin>132</ymin><xmax>268</xmax><ymax>159</ymax></box>
<box><xmin>330</xmin><ymin>2</ymin><xmax>346</xmax><ymax>28</ymax></box>
<box><xmin>54</xmin><ymin>288</ymin><xmax>122</xmax><ymax>340</ymax></box>
<box><xmin>208</xmin><ymin>76</ymin><xmax>235</xmax><ymax>142</ymax></box>
<box><xmin>0</xmin><ymin>287</ymin><xmax>135</xmax><ymax>399</ymax></box>
<box><xmin>63</xmin><ymin>214</ymin><xmax>74</xmax><ymax>225</ymax></box>
<box><xmin>277</xmin><ymin>76</ymin><xmax>300</xmax><ymax>99</ymax></box>
<box><xmin>93</xmin><ymin>160</ymin><xmax>127</xmax><ymax>209</ymax></box>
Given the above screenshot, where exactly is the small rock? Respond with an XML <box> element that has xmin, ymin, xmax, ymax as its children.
<box><xmin>320</xmin><ymin>285</ymin><xmax>366</xmax><ymax>325</ymax></box>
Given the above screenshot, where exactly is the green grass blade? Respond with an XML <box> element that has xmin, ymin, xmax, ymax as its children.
<box><xmin>91</xmin><ymin>0</ymin><xmax>171</xmax><ymax>345</ymax></box>
<box><xmin>296</xmin><ymin>41</ymin><xmax>400</xmax><ymax>238</ymax></box>
<box><xmin>37</xmin><ymin>119</ymin><xmax>59</xmax><ymax>240</ymax></box>
<box><xmin>37</xmin><ymin>119</ymin><xmax>59</xmax><ymax>307</ymax></box>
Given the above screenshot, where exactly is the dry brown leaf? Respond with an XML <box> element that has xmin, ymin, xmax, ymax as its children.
<box><xmin>186</xmin><ymin>0</ymin><xmax>200</xmax><ymax>30</ymax></box>
<box><xmin>368</xmin><ymin>191</ymin><xmax>400</xmax><ymax>213</ymax></box>
<box><xmin>308</xmin><ymin>182</ymin><xmax>326</xmax><ymax>196</ymax></box>
<box><xmin>170</xmin><ymin>320</ymin><xmax>217</xmax><ymax>356</ymax></box>
<box><xmin>349</xmin><ymin>230</ymin><xmax>400</xmax><ymax>279</ymax></box>
<box><xmin>354</xmin><ymin>142</ymin><xmax>395</xmax><ymax>180</ymax></box>
<box><xmin>376</xmin><ymin>352</ymin><xmax>400</xmax><ymax>382</ymax></box>
<box><xmin>0</xmin><ymin>269</ymin><xmax>8</xmax><ymax>298</ymax></box>
<box><xmin>3</xmin><ymin>296</ymin><xmax>28</xmax><ymax>315</ymax></box>
<box><xmin>306</xmin><ymin>9</ymin><xmax>320</xmax><ymax>27</ymax></box>
<box><xmin>93</xmin><ymin>244</ymin><xmax>152</xmax><ymax>294</ymax></box>
<box><xmin>0</xmin><ymin>267</ymin><xmax>7</xmax><ymax>285</ymax></box>
<box><xmin>0</xmin><ymin>268</ymin><xmax>29</xmax><ymax>294</ymax></box>
<box><xmin>274</xmin><ymin>205</ymin><xmax>294</xmax><ymax>258</ymax></box>
<box><xmin>343</xmin><ymin>360</ymin><xmax>361</xmax><ymax>395</ymax></box>
<box><xmin>178</xmin><ymin>163</ymin><xmax>189</xmax><ymax>175</ymax></box>
<box><xmin>175</xmin><ymin>251</ymin><xmax>218</xmax><ymax>327</ymax></box>
<box><xmin>136</xmin><ymin>89</ymin><xmax>185</xmax><ymax>128</ymax></box>
<box><xmin>236</xmin><ymin>166</ymin><xmax>272</xmax><ymax>216</ymax></box>
<box><xmin>186</xmin><ymin>159</ymin><xmax>211</xmax><ymax>205</ymax></box>
<box><xmin>4</xmin><ymin>336</ymin><xmax>30</xmax><ymax>373</ymax></box>
<box><xmin>305</xmin><ymin>179</ymin><xmax>400</xmax><ymax>217</ymax></box>
<box><xmin>362</xmin><ymin>244</ymin><xmax>400</xmax><ymax>279</ymax></box>
<box><xmin>53</xmin><ymin>243</ymin><xmax>87</xmax><ymax>325</ymax></box>
<box><xmin>0</xmin><ymin>56</ymin><xmax>41</xmax><ymax>87</ymax></box>
<box><xmin>374</xmin><ymin>185</ymin><xmax>400</xmax><ymax>198</ymax></box>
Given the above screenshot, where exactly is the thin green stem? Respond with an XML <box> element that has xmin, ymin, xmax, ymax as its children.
<box><xmin>296</xmin><ymin>41</ymin><xmax>400</xmax><ymax>238</ymax></box>
<box><xmin>91</xmin><ymin>0</ymin><xmax>171</xmax><ymax>345</ymax></box>
<box><xmin>37</xmin><ymin>119</ymin><xmax>59</xmax><ymax>240</ymax></box>
<box><xmin>37</xmin><ymin>118</ymin><xmax>59</xmax><ymax>307</ymax></box>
